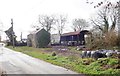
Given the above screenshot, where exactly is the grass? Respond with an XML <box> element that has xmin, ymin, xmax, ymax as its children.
<box><xmin>68</xmin><ymin>46</ymin><xmax>82</xmax><ymax>53</ymax></box>
<box><xmin>7</xmin><ymin>46</ymin><xmax>120</xmax><ymax>75</ymax></box>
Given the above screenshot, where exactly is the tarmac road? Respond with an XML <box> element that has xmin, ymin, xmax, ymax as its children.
<box><xmin>0</xmin><ymin>44</ymin><xmax>77</xmax><ymax>74</ymax></box>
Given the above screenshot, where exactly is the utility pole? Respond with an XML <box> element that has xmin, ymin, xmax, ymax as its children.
<box><xmin>0</xmin><ymin>22</ymin><xmax>3</xmax><ymax>42</ymax></box>
<box><xmin>21</xmin><ymin>32</ymin><xmax>22</xmax><ymax>41</ymax></box>
<box><xmin>11</xmin><ymin>19</ymin><xmax>15</xmax><ymax>48</ymax></box>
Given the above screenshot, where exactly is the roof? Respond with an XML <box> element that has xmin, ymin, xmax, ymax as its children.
<box><xmin>61</xmin><ymin>30</ymin><xmax>81</xmax><ymax>36</ymax></box>
<box><xmin>29</xmin><ymin>28</ymin><xmax>46</xmax><ymax>35</ymax></box>
<box><xmin>61</xmin><ymin>30</ymin><xmax>90</xmax><ymax>36</ymax></box>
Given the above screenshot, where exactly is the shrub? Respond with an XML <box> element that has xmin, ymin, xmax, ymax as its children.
<box><xmin>51</xmin><ymin>52</ymin><xmax>56</xmax><ymax>56</ymax></box>
<box><xmin>88</xmin><ymin>31</ymin><xmax>119</xmax><ymax>49</ymax></box>
<box><xmin>87</xmin><ymin>36</ymin><xmax>104</xmax><ymax>49</ymax></box>
<box><xmin>104</xmin><ymin>31</ymin><xmax>118</xmax><ymax>48</ymax></box>
<box><xmin>117</xmin><ymin>36</ymin><xmax>120</xmax><ymax>49</ymax></box>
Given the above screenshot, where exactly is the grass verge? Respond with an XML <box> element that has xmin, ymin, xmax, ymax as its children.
<box><xmin>7</xmin><ymin>46</ymin><xmax>120</xmax><ymax>75</ymax></box>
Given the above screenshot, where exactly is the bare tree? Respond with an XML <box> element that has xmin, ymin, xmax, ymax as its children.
<box><xmin>31</xmin><ymin>23</ymin><xmax>40</xmax><ymax>31</ymax></box>
<box><xmin>87</xmin><ymin>0</ymin><xmax>120</xmax><ymax>35</ymax></box>
<box><xmin>87</xmin><ymin>0</ymin><xmax>120</xmax><ymax>47</ymax></box>
<box><xmin>55</xmin><ymin>15</ymin><xmax>67</xmax><ymax>35</ymax></box>
<box><xmin>38</xmin><ymin>15</ymin><xmax>56</xmax><ymax>32</ymax></box>
<box><xmin>86</xmin><ymin>0</ymin><xmax>120</xmax><ymax>8</ymax></box>
<box><xmin>72</xmin><ymin>18</ymin><xmax>89</xmax><ymax>31</ymax></box>
<box><xmin>91</xmin><ymin>5</ymin><xmax>118</xmax><ymax>35</ymax></box>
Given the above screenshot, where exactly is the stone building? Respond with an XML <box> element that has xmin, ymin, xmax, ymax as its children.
<box><xmin>27</xmin><ymin>28</ymin><xmax>50</xmax><ymax>48</ymax></box>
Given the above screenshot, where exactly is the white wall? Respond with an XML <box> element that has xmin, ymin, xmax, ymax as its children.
<box><xmin>51</xmin><ymin>34</ymin><xmax>60</xmax><ymax>44</ymax></box>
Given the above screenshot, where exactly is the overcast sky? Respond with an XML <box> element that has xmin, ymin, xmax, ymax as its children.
<box><xmin>0</xmin><ymin>0</ymin><xmax>101</xmax><ymax>40</ymax></box>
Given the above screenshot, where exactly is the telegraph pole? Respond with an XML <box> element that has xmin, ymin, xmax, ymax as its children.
<box><xmin>0</xmin><ymin>22</ymin><xmax>3</xmax><ymax>42</ymax></box>
<box><xmin>11</xmin><ymin>19</ymin><xmax>15</xmax><ymax>48</ymax></box>
<box><xmin>21</xmin><ymin>32</ymin><xmax>22</xmax><ymax>41</ymax></box>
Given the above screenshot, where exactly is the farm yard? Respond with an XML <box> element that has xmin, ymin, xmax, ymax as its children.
<box><xmin>7</xmin><ymin>46</ymin><xmax>120</xmax><ymax>75</ymax></box>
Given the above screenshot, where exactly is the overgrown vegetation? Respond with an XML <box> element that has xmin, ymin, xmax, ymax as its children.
<box><xmin>87</xmin><ymin>1</ymin><xmax>120</xmax><ymax>50</ymax></box>
<box><xmin>7</xmin><ymin>46</ymin><xmax>120</xmax><ymax>75</ymax></box>
<box><xmin>87</xmin><ymin>31</ymin><xmax>120</xmax><ymax>50</ymax></box>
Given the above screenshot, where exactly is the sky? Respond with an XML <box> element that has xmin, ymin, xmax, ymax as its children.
<box><xmin>0</xmin><ymin>0</ymin><xmax>102</xmax><ymax>40</ymax></box>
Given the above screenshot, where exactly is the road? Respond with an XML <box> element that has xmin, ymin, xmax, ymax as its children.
<box><xmin>0</xmin><ymin>44</ymin><xmax>77</xmax><ymax>74</ymax></box>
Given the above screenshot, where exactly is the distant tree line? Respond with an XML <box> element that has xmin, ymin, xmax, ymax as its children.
<box><xmin>31</xmin><ymin>0</ymin><xmax>120</xmax><ymax>49</ymax></box>
<box><xmin>32</xmin><ymin>14</ymin><xmax>88</xmax><ymax>35</ymax></box>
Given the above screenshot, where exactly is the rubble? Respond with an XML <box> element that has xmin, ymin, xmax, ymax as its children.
<box><xmin>81</xmin><ymin>49</ymin><xmax>120</xmax><ymax>59</ymax></box>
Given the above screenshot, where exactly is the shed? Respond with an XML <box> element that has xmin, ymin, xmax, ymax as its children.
<box><xmin>60</xmin><ymin>30</ymin><xmax>90</xmax><ymax>46</ymax></box>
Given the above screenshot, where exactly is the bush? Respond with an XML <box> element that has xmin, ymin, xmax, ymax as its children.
<box><xmin>88</xmin><ymin>31</ymin><xmax>119</xmax><ymax>49</ymax></box>
<box><xmin>51</xmin><ymin>52</ymin><xmax>56</xmax><ymax>56</ymax></box>
<box><xmin>104</xmin><ymin>31</ymin><xmax>118</xmax><ymax>47</ymax></box>
<box><xmin>117</xmin><ymin>36</ymin><xmax>120</xmax><ymax>49</ymax></box>
<box><xmin>87</xmin><ymin>36</ymin><xmax>104</xmax><ymax>49</ymax></box>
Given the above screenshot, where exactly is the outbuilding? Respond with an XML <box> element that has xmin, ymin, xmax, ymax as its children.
<box><xmin>27</xmin><ymin>28</ymin><xmax>50</xmax><ymax>48</ymax></box>
<box><xmin>60</xmin><ymin>30</ymin><xmax>90</xmax><ymax>46</ymax></box>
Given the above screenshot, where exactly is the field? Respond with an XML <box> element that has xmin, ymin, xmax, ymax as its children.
<box><xmin>7</xmin><ymin>46</ymin><xmax>120</xmax><ymax>75</ymax></box>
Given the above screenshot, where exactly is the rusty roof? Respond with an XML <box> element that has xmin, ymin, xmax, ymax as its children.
<box><xmin>61</xmin><ymin>30</ymin><xmax>81</xmax><ymax>36</ymax></box>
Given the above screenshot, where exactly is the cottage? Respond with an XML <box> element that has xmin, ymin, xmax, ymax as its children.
<box><xmin>27</xmin><ymin>29</ymin><xmax>50</xmax><ymax>48</ymax></box>
<box><xmin>60</xmin><ymin>30</ymin><xmax>90</xmax><ymax>46</ymax></box>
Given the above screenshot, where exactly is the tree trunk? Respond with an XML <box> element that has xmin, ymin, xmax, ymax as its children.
<box><xmin>117</xmin><ymin>2</ymin><xmax>120</xmax><ymax>46</ymax></box>
<box><xmin>117</xmin><ymin>3</ymin><xmax>120</xmax><ymax>38</ymax></box>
